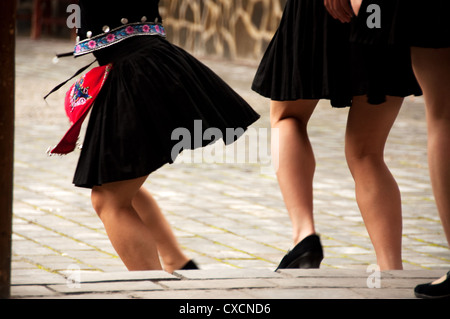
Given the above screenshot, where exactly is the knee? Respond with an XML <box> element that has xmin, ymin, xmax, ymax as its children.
<box><xmin>91</xmin><ymin>187</ymin><xmax>124</xmax><ymax>219</ymax></box>
<box><xmin>91</xmin><ymin>188</ymin><xmax>107</xmax><ymax>217</ymax></box>
<box><xmin>345</xmin><ymin>144</ymin><xmax>384</xmax><ymax>173</ymax></box>
<box><xmin>271</xmin><ymin>115</ymin><xmax>308</xmax><ymax>135</ymax></box>
<box><xmin>428</xmin><ymin>112</ymin><xmax>450</xmax><ymax>136</ymax></box>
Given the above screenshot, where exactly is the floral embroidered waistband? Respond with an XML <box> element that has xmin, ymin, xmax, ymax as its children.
<box><xmin>74</xmin><ymin>22</ymin><xmax>166</xmax><ymax>57</ymax></box>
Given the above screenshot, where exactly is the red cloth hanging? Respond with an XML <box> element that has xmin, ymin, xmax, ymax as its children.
<box><xmin>48</xmin><ymin>63</ymin><xmax>112</xmax><ymax>155</ymax></box>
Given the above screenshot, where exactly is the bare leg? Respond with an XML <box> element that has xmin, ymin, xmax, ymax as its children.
<box><xmin>91</xmin><ymin>176</ymin><xmax>163</xmax><ymax>271</ymax></box>
<box><xmin>345</xmin><ymin>95</ymin><xmax>403</xmax><ymax>270</ymax></box>
<box><xmin>132</xmin><ymin>187</ymin><xmax>190</xmax><ymax>273</ymax></box>
<box><xmin>411</xmin><ymin>47</ymin><xmax>450</xmax><ymax>297</ymax></box>
<box><xmin>271</xmin><ymin>99</ymin><xmax>319</xmax><ymax>245</ymax></box>
<box><xmin>411</xmin><ymin>47</ymin><xmax>450</xmax><ymax>247</ymax></box>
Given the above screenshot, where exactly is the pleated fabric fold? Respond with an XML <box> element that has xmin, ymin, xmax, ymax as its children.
<box><xmin>73</xmin><ymin>36</ymin><xmax>260</xmax><ymax>188</ymax></box>
<box><xmin>252</xmin><ymin>0</ymin><xmax>422</xmax><ymax>108</ymax></box>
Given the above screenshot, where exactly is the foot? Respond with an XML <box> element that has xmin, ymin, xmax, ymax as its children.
<box><xmin>275</xmin><ymin>234</ymin><xmax>324</xmax><ymax>271</ymax></box>
<box><xmin>414</xmin><ymin>271</ymin><xmax>450</xmax><ymax>299</ymax></box>
<box><xmin>165</xmin><ymin>259</ymin><xmax>199</xmax><ymax>273</ymax></box>
<box><xmin>180</xmin><ymin>260</ymin><xmax>199</xmax><ymax>270</ymax></box>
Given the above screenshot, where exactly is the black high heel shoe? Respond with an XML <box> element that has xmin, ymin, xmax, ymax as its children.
<box><xmin>414</xmin><ymin>271</ymin><xmax>450</xmax><ymax>299</ymax></box>
<box><xmin>275</xmin><ymin>234</ymin><xmax>324</xmax><ymax>271</ymax></box>
<box><xmin>181</xmin><ymin>260</ymin><xmax>199</xmax><ymax>270</ymax></box>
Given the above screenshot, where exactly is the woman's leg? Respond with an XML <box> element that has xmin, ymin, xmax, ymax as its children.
<box><xmin>91</xmin><ymin>176</ymin><xmax>162</xmax><ymax>271</ymax></box>
<box><xmin>132</xmin><ymin>187</ymin><xmax>190</xmax><ymax>273</ymax></box>
<box><xmin>411</xmin><ymin>48</ymin><xmax>450</xmax><ymax>292</ymax></box>
<box><xmin>271</xmin><ymin>99</ymin><xmax>319</xmax><ymax>245</ymax></box>
<box><xmin>345</xmin><ymin>95</ymin><xmax>403</xmax><ymax>270</ymax></box>
<box><xmin>411</xmin><ymin>47</ymin><xmax>450</xmax><ymax>247</ymax></box>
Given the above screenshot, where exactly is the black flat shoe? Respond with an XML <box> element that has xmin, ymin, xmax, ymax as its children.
<box><xmin>275</xmin><ymin>234</ymin><xmax>324</xmax><ymax>271</ymax></box>
<box><xmin>181</xmin><ymin>260</ymin><xmax>199</xmax><ymax>270</ymax></box>
<box><xmin>414</xmin><ymin>271</ymin><xmax>450</xmax><ymax>299</ymax></box>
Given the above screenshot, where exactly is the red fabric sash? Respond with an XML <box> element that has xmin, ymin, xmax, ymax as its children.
<box><xmin>48</xmin><ymin>64</ymin><xmax>112</xmax><ymax>155</ymax></box>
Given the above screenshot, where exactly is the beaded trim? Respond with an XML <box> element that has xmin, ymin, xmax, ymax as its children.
<box><xmin>74</xmin><ymin>22</ymin><xmax>166</xmax><ymax>57</ymax></box>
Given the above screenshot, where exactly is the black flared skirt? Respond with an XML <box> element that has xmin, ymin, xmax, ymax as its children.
<box><xmin>73</xmin><ymin>36</ymin><xmax>260</xmax><ymax>188</ymax></box>
<box><xmin>251</xmin><ymin>0</ymin><xmax>422</xmax><ymax>107</ymax></box>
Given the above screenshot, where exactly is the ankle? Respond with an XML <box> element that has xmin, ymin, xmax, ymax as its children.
<box><xmin>162</xmin><ymin>256</ymin><xmax>191</xmax><ymax>273</ymax></box>
<box><xmin>293</xmin><ymin>230</ymin><xmax>316</xmax><ymax>246</ymax></box>
<box><xmin>377</xmin><ymin>258</ymin><xmax>403</xmax><ymax>270</ymax></box>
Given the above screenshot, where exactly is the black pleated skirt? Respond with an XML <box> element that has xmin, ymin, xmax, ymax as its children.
<box><xmin>251</xmin><ymin>0</ymin><xmax>422</xmax><ymax>107</ymax></box>
<box><xmin>73</xmin><ymin>36</ymin><xmax>260</xmax><ymax>188</ymax></box>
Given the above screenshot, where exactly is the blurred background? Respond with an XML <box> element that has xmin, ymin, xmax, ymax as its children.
<box><xmin>16</xmin><ymin>0</ymin><xmax>288</xmax><ymax>60</ymax></box>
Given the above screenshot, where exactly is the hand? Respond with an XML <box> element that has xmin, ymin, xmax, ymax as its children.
<box><xmin>324</xmin><ymin>0</ymin><xmax>354</xmax><ymax>23</ymax></box>
<box><xmin>350</xmin><ymin>0</ymin><xmax>362</xmax><ymax>16</ymax></box>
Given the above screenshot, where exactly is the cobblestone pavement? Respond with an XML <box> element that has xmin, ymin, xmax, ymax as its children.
<box><xmin>11</xmin><ymin>37</ymin><xmax>449</xmax><ymax>299</ymax></box>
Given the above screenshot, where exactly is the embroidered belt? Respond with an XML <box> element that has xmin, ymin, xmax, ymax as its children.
<box><xmin>74</xmin><ymin>22</ymin><xmax>166</xmax><ymax>57</ymax></box>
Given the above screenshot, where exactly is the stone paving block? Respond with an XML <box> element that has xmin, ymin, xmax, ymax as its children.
<box><xmin>41</xmin><ymin>292</ymin><xmax>136</xmax><ymax>299</ymax></box>
<box><xmin>73</xmin><ymin>270</ymin><xmax>179</xmax><ymax>283</ymax></box>
<box><xmin>159</xmin><ymin>278</ymin><xmax>278</xmax><ymax>290</ymax></box>
<box><xmin>381</xmin><ymin>269</ymin><xmax>448</xmax><ymax>278</ymax></box>
<box><xmin>12</xmin><ymin>270</ymin><xmax>67</xmax><ymax>285</ymax></box>
<box><xmin>131</xmin><ymin>289</ymin><xmax>253</xmax><ymax>299</ymax></box>
<box><xmin>243</xmin><ymin>288</ymin><xmax>363</xmax><ymax>299</ymax></box>
<box><xmin>267</xmin><ymin>277</ymin><xmax>369</xmax><ymax>289</ymax></box>
<box><xmin>11</xmin><ymin>285</ymin><xmax>59</xmax><ymax>298</ymax></box>
<box><xmin>277</xmin><ymin>269</ymin><xmax>369</xmax><ymax>278</ymax></box>
<box><xmin>350</xmin><ymin>288</ymin><xmax>415</xmax><ymax>299</ymax></box>
<box><xmin>48</xmin><ymin>280</ymin><xmax>165</xmax><ymax>294</ymax></box>
<box><xmin>377</xmin><ymin>278</ymin><xmax>429</xmax><ymax>289</ymax></box>
<box><xmin>174</xmin><ymin>269</ymin><xmax>283</xmax><ymax>280</ymax></box>
<box><xmin>226</xmin><ymin>260</ymin><xmax>276</xmax><ymax>269</ymax></box>
<box><xmin>10</xmin><ymin>269</ymin><xmax>445</xmax><ymax>299</ymax></box>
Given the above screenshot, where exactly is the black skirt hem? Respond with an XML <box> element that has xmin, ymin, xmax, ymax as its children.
<box><xmin>251</xmin><ymin>0</ymin><xmax>422</xmax><ymax>108</ymax></box>
<box><xmin>72</xmin><ymin>36</ymin><xmax>260</xmax><ymax>188</ymax></box>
